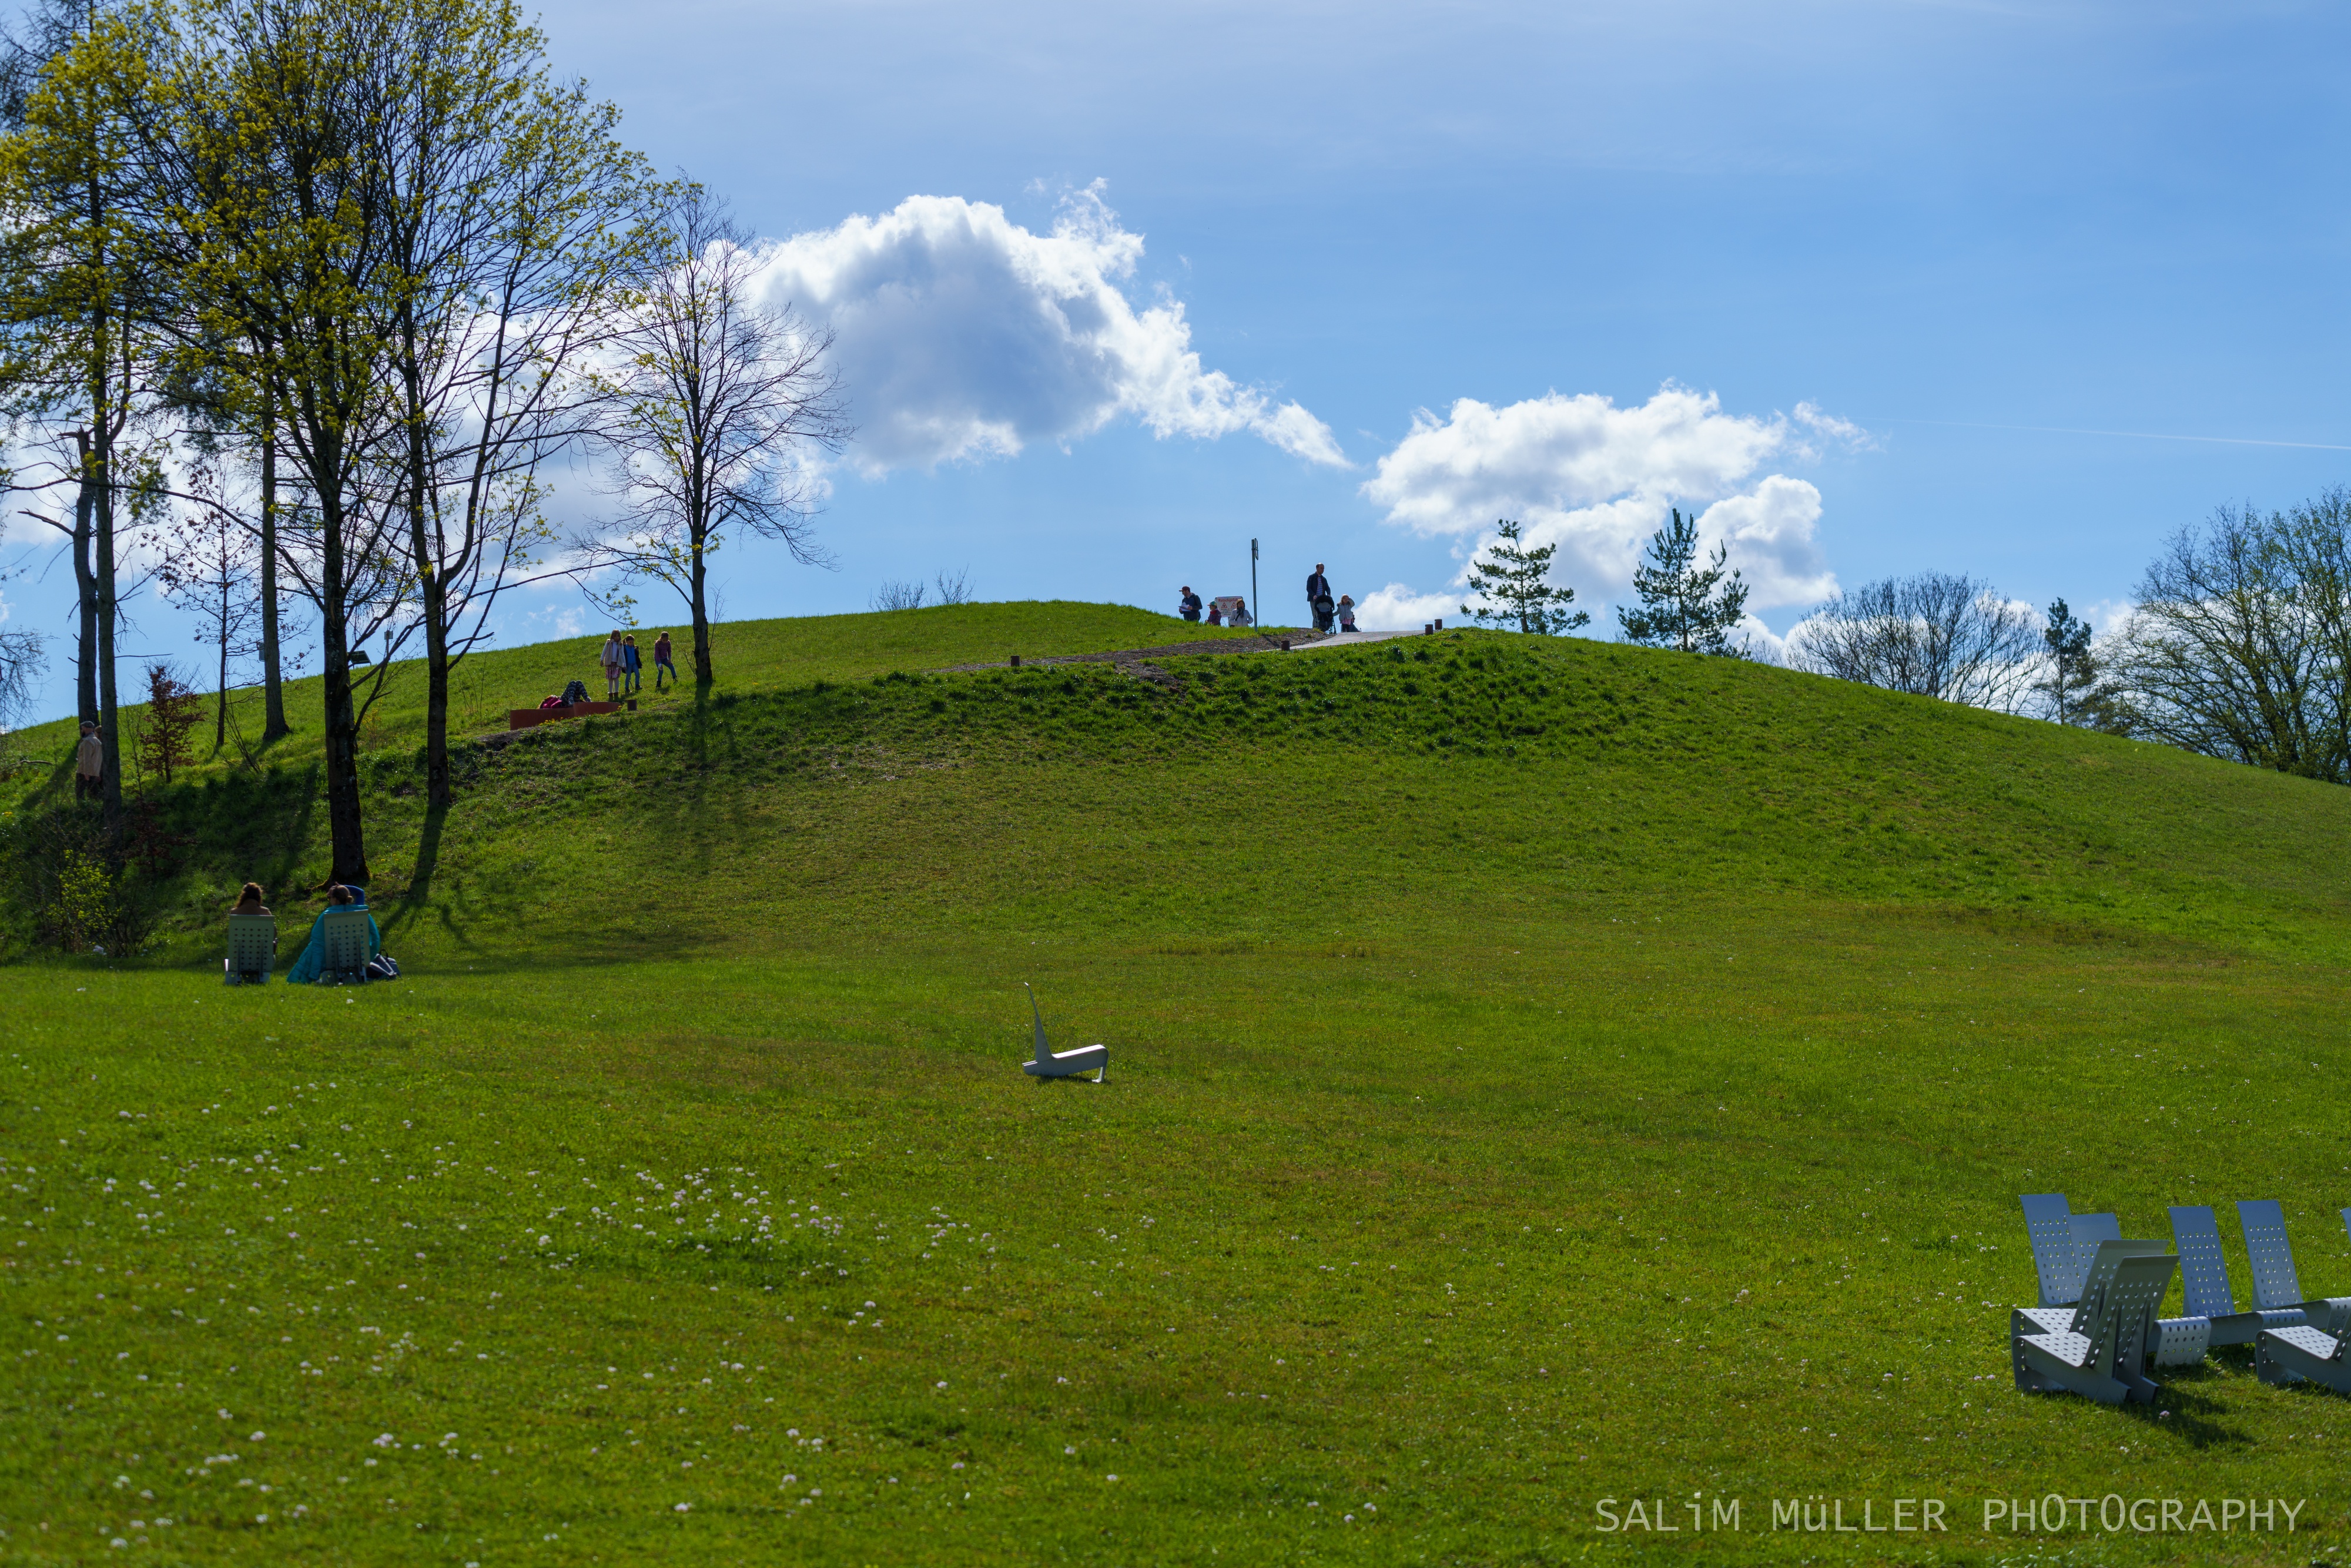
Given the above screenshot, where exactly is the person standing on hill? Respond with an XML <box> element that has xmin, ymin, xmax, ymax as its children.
<box><xmin>1179</xmin><ymin>586</ymin><xmax>1202</xmax><ymax>622</ymax></box>
<box><xmin>601</xmin><ymin>631</ymin><xmax>625</xmax><ymax>700</ymax></box>
<box><xmin>652</xmin><ymin>631</ymin><xmax>677</xmax><ymax>692</ymax></box>
<box><xmin>621</xmin><ymin>635</ymin><xmax>642</xmax><ymax>695</ymax></box>
<box><xmin>1306</xmin><ymin>563</ymin><xmax>1334</xmax><ymax>632</ymax></box>
<box><xmin>74</xmin><ymin>720</ymin><xmax>103</xmax><ymax>803</ymax></box>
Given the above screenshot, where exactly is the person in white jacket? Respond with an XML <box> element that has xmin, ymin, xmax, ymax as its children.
<box><xmin>601</xmin><ymin>631</ymin><xmax>626</xmax><ymax>699</ymax></box>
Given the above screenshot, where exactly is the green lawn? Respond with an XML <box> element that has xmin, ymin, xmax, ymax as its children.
<box><xmin>4</xmin><ymin>610</ymin><xmax>2349</xmax><ymax>1564</ymax></box>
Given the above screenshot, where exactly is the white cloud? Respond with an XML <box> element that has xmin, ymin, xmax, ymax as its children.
<box><xmin>752</xmin><ymin>186</ymin><xmax>1345</xmax><ymax>474</ymax></box>
<box><xmin>1358</xmin><ymin>384</ymin><xmax>1859</xmax><ymax>613</ymax></box>
<box><xmin>1354</xmin><ymin>582</ymin><xmax>1462</xmax><ymax>631</ymax></box>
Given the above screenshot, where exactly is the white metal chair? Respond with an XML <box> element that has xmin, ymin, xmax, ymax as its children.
<box><xmin>1021</xmin><ymin>984</ymin><xmax>1107</xmax><ymax>1081</ymax></box>
<box><xmin>223</xmin><ymin>913</ymin><xmax>276</xmax><ymax>985</ymax></box>
<box><xmin>2012</xmin><ymin>1195</ymin><xmax>2121</xmax><ymax>1348</ymax></box>
<box><xmin>2014</xmin><ymin>1241</ymin><xmax>2178</xmax><ymax>1404</ymax></box>
<box><xmin>2237</xmin><ymin>1200</ymin><xmax>2351</xmax><ymax>1337</ymax></box>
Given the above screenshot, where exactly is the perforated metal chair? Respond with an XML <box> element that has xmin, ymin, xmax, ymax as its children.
<box><xmin>2236</xmin><ymin>1200</ymin><xmax>2351</xmax><ymax>1336</ymax></box>
<box><xmin>2014</xmin><ymin>1241</ymin><xmax>2178</xmax><ymax>1404</ymax></box>
<box><xmin>223</xmin><ymin>913</ymin><xmax>276</xmax><ymax>985</ymax></box>
<box><xmin>1020</xmin><ymin>984</ymin><xmax>1107</xmax><ymax>1081</ymax></box>
<box><xmin>2256</xmin><ymin>1318</ymin><xmax>2351</xmax><ymax>1393</ymax></box>
<box><xmin>312</xmin><ymin>907</ymin><xmax>375</xmax><ymax>986</ymax></box>
<box><xmin>2144</xmin><ymin>1205</ymin><xmax>2293</xmax><ymax>1365</ymax></box>
<box><xmin>2013</xmin><ymin>1195</ymin><xmax>2109</xmax><ymax>1349</ymax></box>
<box><xmin>2020</xmin><ymin>1193</ymin><xmax>2082</xmax><ymax>1307</ymax></box>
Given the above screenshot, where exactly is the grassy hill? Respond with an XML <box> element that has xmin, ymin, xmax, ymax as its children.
<box><xmin>4</xmin><ymin>604</ymin><xmax>2349</xmax><ymax>1564</ymax></box>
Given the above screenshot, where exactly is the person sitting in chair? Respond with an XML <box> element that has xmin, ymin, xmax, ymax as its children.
<box><xmin>286</xmin><ymin>884</ymin><xmax>383</xmax><ymax>984</ymax></box>
<box><xmin>232</xmin><ymin>882</ymin><xmax>271</xmax><ymax>916</ymax></box>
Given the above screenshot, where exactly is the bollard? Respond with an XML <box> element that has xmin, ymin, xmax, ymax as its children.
<box><xmin>1434</xmin><ymin>617</ymin><xmax>1444</xmax><ymax>631</ymax></box>
<box><xmin>1011</xmin><ymin>654</ymin><xmax>1021</xmax><ymax>667</ymax></box>
<box><xmin>1280</xmin><ymin>638</ymin><xmax>1291</xmax><ymax>652</ymax></box>
<box><xmin>1423</xmin><ymin>622</ymin><xmax>1433</xmax><ymax>635</ymax></box>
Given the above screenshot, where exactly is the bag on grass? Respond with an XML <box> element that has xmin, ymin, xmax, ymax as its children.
<box><xmin>365</xmin><ymin>954</ymin><xmax>400</xmax><ymax>981</ymax></box>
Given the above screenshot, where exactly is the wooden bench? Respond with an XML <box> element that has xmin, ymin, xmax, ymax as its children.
<box><xmin>510</xmin><ymin>701</ymin><xmax>620</xmax><ymax>731</ymax></box>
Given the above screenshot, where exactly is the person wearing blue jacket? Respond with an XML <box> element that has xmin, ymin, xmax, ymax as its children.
<box><xmin>286</xmin><ymin>884</ymin><xmax>381</xmax><ymax>984</ymax></box>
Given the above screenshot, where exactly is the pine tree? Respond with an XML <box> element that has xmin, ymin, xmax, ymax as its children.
<box><xmin>1616</xmin><ymin>508</ymin><xmax>1750</xmax><ymax>655</ymax></box>
<box><xmin>1459</xmin><ymin>520</ymin><xmax>1589</xmax><ymax>635</ymax></box>
<box><xmin>2038</xmin><ymin>598</ymin><xmax>2097</xmax><ymax>725</ymax></box>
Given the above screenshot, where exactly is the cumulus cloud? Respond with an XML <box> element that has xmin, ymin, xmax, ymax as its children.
<box><xmin>750</xmin><ymin>186</ymin><xmax>1345</xmax><ymax>474</ymax></box>
<box><xmin>1358</xmin><ymin>384</ymin><xmax>1861</xmax><ymax>613</ymax></box>
<box><xmin>1354</xmin><ymin>582</ymin><xmax>1462</xmax><ymax>631</ymax></box>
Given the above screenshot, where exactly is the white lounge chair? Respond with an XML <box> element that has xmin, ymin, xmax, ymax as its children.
<box><xmin>2236</xmin><ymin>1200</ymin><xmax>2351</xmax><ymax>1337</ymax></box>
<box><xmin>1021</xmin><ymin>984</ymin><xmax>1108</xmax><ymax>1081</ymax></box>
<box><xmin>2148</xmin><ymin>1204</ymin><xmax>2309</xmax><ymax>1366</ymax></box>
<box><xmin>2012</xmin><ymin>1196</ymin><xmax>2123</xmax><ymax>1347</ymax></box>
<box><xmin>224</xmin><ymin>913</ymin><xmax>276</xmax><ymax>985</ymax></box>
<box><xmin>2014</xmin><ymin>1240</ymin><xmax>2178</xmax><ymax>1404</ymax></box>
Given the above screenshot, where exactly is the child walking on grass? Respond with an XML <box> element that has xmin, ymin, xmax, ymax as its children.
<box><xmin>653</xmin><ymin>631</ymin><xmax>678</xmax><ymax>691</ymax></box>
<box><xmin>622</xmin><ymin>634</ymin><xmax>642</xmax><ymax>695</ymax></box>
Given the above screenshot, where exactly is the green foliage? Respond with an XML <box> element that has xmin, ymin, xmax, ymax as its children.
<box><xmin>1617</xmin><ymin>507</ymin><xmax>1750</xmax><ymax>655</ymax></box>
<box><xmin>1459</xmin><ymin>518</ymin><xmax>1588</xmax><ymax>634</ymax></box>
<box><xmin>53</xmin><ymin>846</ymin><xmax>116</xmax><ymax>950</ymax></box>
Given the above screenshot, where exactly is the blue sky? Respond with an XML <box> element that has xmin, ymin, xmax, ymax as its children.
<box><xmin>8</xmin><ymin>0</ymin><xmax>2351</xmax><ymax>714</ymax></box>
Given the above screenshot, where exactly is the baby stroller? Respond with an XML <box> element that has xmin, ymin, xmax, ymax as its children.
<box><xmin>1311</xmin><ymin>594</ymin><xmax>1336</xmax><ymax>634</ymax></box>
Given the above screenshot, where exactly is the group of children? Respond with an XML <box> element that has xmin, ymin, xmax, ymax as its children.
<box><xmin>601</xmin><ymin>630</ymin><xmax>677</xmax><ymax>697</ymax></box>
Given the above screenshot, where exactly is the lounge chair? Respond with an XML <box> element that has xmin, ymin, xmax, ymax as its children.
<box><xmin>2236</xmin><ymin>1200</ymin><xmax>2351</xmax><ymax>1337</ymax></box>
<box><xmin>312</xmin><ymin>907</ymin><xmax>375</xmax><ymax>986</ymax></box>
<box><xmin>1020</xmin><ymin>984</ymin><xmax>1108</xmax><ymax>1081</ymax></box>
<box><xmin>2011</xmin><ymin>1196</ymin><xmax>2121</xmax><ymax>1345</ymax></box>
<box><xmin>2014</xmin><ymin>1240</ymin><xmax>2178</xmax><ymax>1403</ymax></box>
<box><xmin>2145</xmin><ymin>1204</ymin><xmax>2305</xmax><ymax>1365</ymax></box>
<box><xmin>224</xmin><ymin>913</ymin><xmax>276</xmax><ymax>985</ymax></box>
<box><xmin>2256</xmin><ymin>1321</ymin><xmax>2351</xmax><ymax>1393</ymax></box>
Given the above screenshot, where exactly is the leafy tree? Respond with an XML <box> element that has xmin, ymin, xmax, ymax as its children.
<box><xmin>1616</xmin><ymin>507</ymin><xmax>1749</xmax><ymax>655</ymax></box>
<box><xmin>131</xmin><ymin>660</ymin><xmax>200</xmax><ymax>784</ymax></box>
<box><xmin>0</xmin><ymin>0</ymin><xmax>176</xmax><ymax>810</ymax></box>
<box><xmin>1458</xmin><ymin>520</ymin><xmax>1588</xmax><ymax>635</ymax></box>
<box><xmin>2038</xmin><ymin>598</ymin><xmax>2096</xmax><ymax>725</ymax></box>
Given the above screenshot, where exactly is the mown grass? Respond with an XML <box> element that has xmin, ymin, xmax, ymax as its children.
<box><xmin>5</xmin><ymin>614</ymin><xmax>2351</xmax><ymax>1564</ymax></box>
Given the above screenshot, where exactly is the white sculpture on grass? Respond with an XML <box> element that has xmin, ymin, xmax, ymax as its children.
<box><xmin>1022</xmin><ymin>983</ymin><xmax>1108</xmax><ymax>1081</ymax></box>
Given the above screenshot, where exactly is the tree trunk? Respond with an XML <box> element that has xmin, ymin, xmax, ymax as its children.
<box><xmin>691</xmin><ymin>525</ymin><xmax>713</xmax><ymax>686</ymax></box>
<box><xmin>315</xmin><ymin>440</ymin><xmax>369</xmax><ymax>887</ymax></box>
<box><xmin>92</xmin><ymin>391</ymin><xmax>120</xmax><ymax>813</ymax></box>
<box><xmin>258</xmin><ymin>403</ymin><xmax>289</xmax><ymax>741</ymax></box>
<box><xmin>215</xmin><ymin>575</ymin><xmax>230</xmax><ymax>752</ymax></box>
<box><xmin>401</xmin><ymin>337</ymin><xmax>454</xmax><ymax>810</ymax></box>
<box><xmin>71</xmin><ymin>443</ymin><xmax>97</xmax><ymax>728</ymax></box>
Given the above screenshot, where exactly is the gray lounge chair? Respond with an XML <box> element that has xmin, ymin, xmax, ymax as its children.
<box><xmin>2236</xmin><ymin>1200</ymin><xmax>2351</xmax><ymax>1337</ymax></box>
<box><xmin>224</xmin><ymin>913</ymin><xmax>276</xmax><ymax>985</ymax></box>
<box><xmin>1020</xmin><ymin>984</ymin><xmax>1107</xmax><ymax>1081</ymax></box>
<box><xmin>2014</xmin><ymin>1240</ymin><xmax>2179</xmax><ymax>1404</ymax></box>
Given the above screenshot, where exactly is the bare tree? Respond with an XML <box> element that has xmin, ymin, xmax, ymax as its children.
<box><xmin>0</xmin><ymin>626</ymin><xmax>41</xmax><ymax>732</ymax></box>
<box><xmin>155</xmin><ymin>478</ymin><xmax>262</xmax><ymax>751</ymax></box>
<box><xmin>932</xmin><ymin>566</ymin><xmax>972</xmax><ymax>606</ymax></box>
<box><xmin>580</xmin><ymin>185</ymin><xmax>850</xmax><ymax>686</ymax></box>
<box><xmin>2106</xmin><ymin>497</ymin><xmax>2351</xmax><ymax>780</ymax></box>
<box><xmin>870</xmin><ymin>579</ymin><xmax>925</xmax><ymax>612</ymax></box>
<box><xmin>1788</xmin><ymin>571</ymin><xmax>2041</xmax><ymax>711</ymax></box>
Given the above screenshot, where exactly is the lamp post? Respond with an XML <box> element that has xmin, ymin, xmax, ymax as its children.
<box><xmin>1250</xmin><ymin>537</ymin><xmax>1259</xmax><ymax>634</ymax></box>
